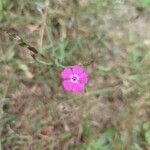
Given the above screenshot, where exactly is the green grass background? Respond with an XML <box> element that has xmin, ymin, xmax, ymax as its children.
<box><xmin>0</xmin><ymin>0</ymin><xmax>150</xmax><ymax>149</ymax></box>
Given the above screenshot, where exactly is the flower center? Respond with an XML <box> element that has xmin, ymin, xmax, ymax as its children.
<box><xmin>70</xmin><ymin>74</ymin><xmax>79</xmax><ymax>83</ymax></box>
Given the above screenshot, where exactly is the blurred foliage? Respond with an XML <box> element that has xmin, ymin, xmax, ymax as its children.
<box><xmin>143</xmin><ymin>122</ymin><xmax>150</xmax><ymax>145</ymax></box>
<box><xmin>0</xmin><ymin>0</ymin><xmax>150</xmax><ymax>149</ymax></box>
<box><xmin>83</xmin><ymin>127</ymin><xmax>117</xmax><ymax>150</ymax></box>
<box><xmin>141</xmin><ymin>0</ymin><xmax>150</xmax><ymax>5</ymax></box>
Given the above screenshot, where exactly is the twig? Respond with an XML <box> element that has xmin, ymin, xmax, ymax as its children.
<box><xmin>0</xmin><ymin>27</ymin><xmax>45</xmax><ymax>60</ymax></box>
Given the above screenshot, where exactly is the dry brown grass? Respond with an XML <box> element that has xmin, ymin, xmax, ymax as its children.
<box><xmin>0</xmin><ymin>0</ymin><xmax>150</xmax><ymax>149</ymax></box>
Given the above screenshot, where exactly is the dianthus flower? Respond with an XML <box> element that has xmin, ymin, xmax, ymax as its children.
<box><xmin>60</xmin><ymin>65</ymin><xmax>88</xmax><ymax>93</ymax></box>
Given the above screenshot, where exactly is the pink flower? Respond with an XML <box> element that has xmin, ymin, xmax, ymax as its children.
<box><xmin>60</xmin><ymin>65</ymin><xmax>88</xmax><ymax>93</ymax></box>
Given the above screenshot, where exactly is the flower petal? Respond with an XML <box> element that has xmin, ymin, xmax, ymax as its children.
<box><xmin>72</xmin><ymin>83</ymin><xmax>84</xmax><ymax>93</ymax></box>
<box><xmin>79</xmin><ymin>72</ymin><xmax>88</xmax><ymax>84</ymax></box>
<box><xmin>72</xmin><ymin>65</ymin><xmax>84</xmax><ymax>75</ymax></box>
<box><xmin>60</xmin><ymin>68</ymin><xmax>72</xmax><ymax>79</ymax></box>
<box><xmin>62</xmin><ymin>80</ymin><xmax>74</xmax><ymax>91</ymax></box>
